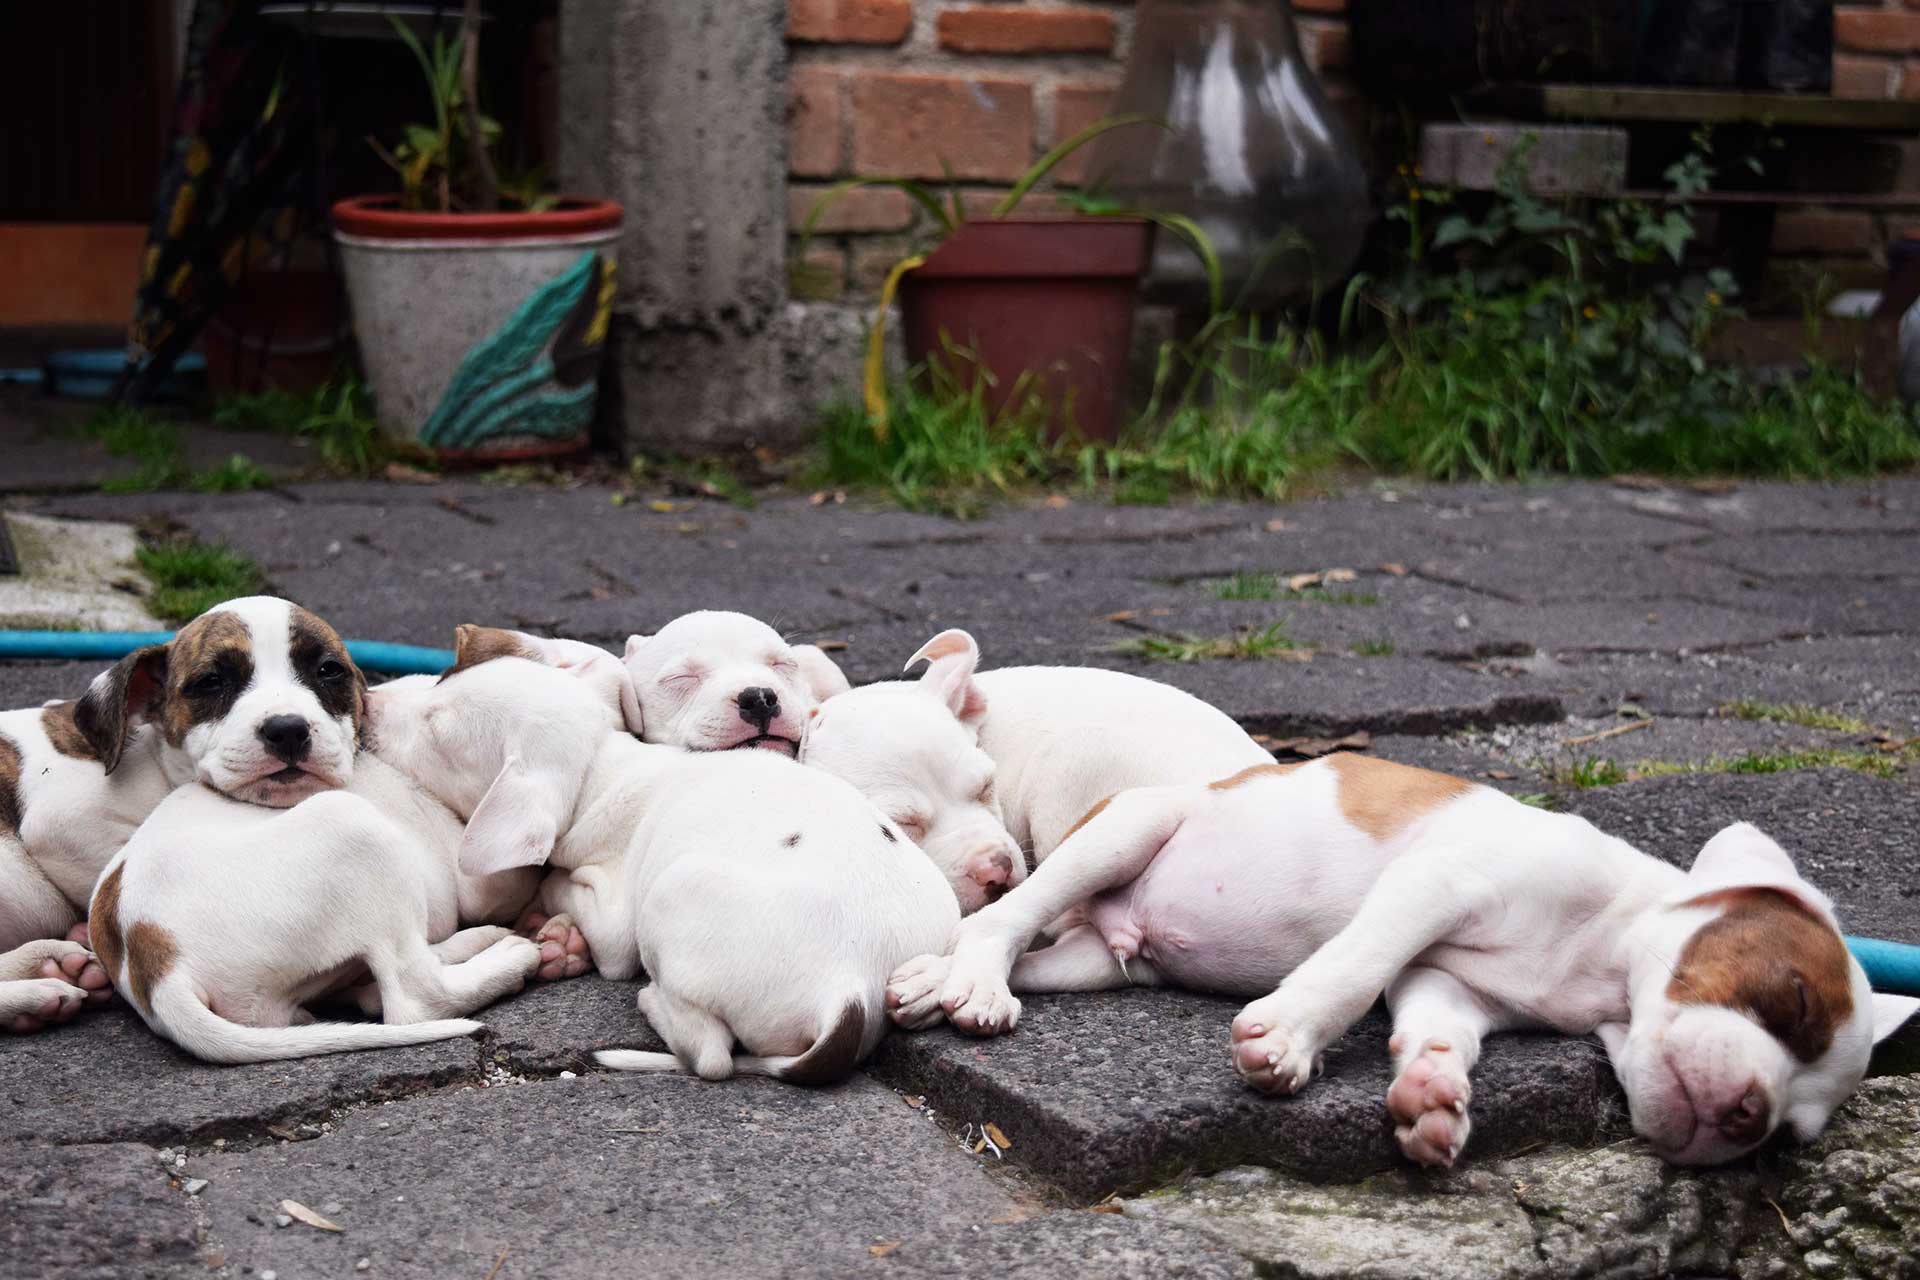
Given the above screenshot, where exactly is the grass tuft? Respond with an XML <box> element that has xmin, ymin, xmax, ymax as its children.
<box><xmin>213</xmin><ymin>378</ymin><xmax>387</xmax><ymax>476</ymax></box>
<box><xmin>1556</xmin><ymin>756</ymin><xmax>1628</xmax><ymax>788</ymax></box>
<box><xmin>1209</xmin><ymin>572</ymin><xmax>1278</xmax><ymax>601</ymax></box>
<box><xmin>1350</xmin><ymin>637</ymin><xmax>1396</xmax><ymax>657</ymax></box>
<box><xmin>1718</xmin><ymin>699</ymin><xmax>1875</xmax><ymax>735</ymax></box>
<box><xmin>1111</xmin><ymin>622</ymin><xmax>1305</xmax><ymax>663</ymax></box>
<box><xmin>135</xmin><ymin>540</ymin><xmax>264</xmax><ymax>625</ymax></box>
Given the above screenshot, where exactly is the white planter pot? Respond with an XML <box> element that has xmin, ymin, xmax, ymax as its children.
<box><xmin>331</xmin><ymin>197</ymin><xmax>622</xmax><ymax>458</ymax></box>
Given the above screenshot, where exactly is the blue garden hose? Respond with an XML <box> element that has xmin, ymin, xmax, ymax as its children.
<box><xmin>1845</xmin><ymin>937</ymin><xmax>1920</xmax><ymax>997</ymax></box>
<box><xmin>0</xmin><ymin>630</ymin><xmax>454</xmax><ymax>676</ymax></box>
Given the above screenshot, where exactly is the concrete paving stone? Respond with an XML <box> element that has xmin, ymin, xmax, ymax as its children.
<box><xmin>0</xmin><ymin>394</ymin><xmax>311</xmax><ymax>495</ymax></box>
<box><xmin>1672</xmin><ymin>528</ymin><xmax>1920</xmax><ymax>582</ymax></box>
<box><xmin>1364</xmin><ymin>733</ymin><xmax>1550</xmax><ymax>788</ymax></box>
<box><xmin>480</xmin><ymin>974</ymin><xmax>661</xmax><ymax>1075</ymax></box>
<box><xmin>1482</xmin><ymin>710</ymin><xmax>1898</xmax><ymax>777</ymax></box>
<box><xmin>1519</xmin><ymin>648</ymin><xmax>1872</xmax><ymax>721</ymax></box>
<box><xmin>1558</xmin><ymin>768</ymin><xmax>1920</xmax><ymax>946</ymax></box>
<box><xmin>187</xmin><ymin>1072</ymin><xmax>1035</xmax><ymax>1280</ymax></box>
<box><xmin>1</xmin><ymin>1141</ymin><xmax>204</xmax><ymax>1280</ymax></box>
<box><xmin>1616</xmin><ymin>477</ymin><xmax>1920</xmax><ymax>535</ymax></box>
<box><xmin>868</xmin><ymin>990</ymin><xmax>1624</xmax><ymax>1201</ymax></box>
<box><xmin>0</xmin><ymin>1002</ymin><xmax>481</xmax><ymax>1148</ymax></box>
<box><xmin>887</xmin><ymin>1210</ymin><xmax>1260</xmax><ymax>1279</ymax></box>
<box><xmin>0</xmin><ymin>658</ymin><xmax>98</xmax><ymax>709</ymax></box>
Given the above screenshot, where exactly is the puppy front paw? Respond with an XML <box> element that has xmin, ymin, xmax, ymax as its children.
<box><xmin>5</xmin><ymin>978</ymin><xmax>88</xmax><ymax>1033</ymax></box>
<box><xmin>886</xmin><ymin>954</ymin><xmax>952</xmax><ymax>1030</ymax></box>
<box><xmin>940</xmin><ymin>955</ymin><xmax>1020</xmax><ymax>1038</ymax></box>
<box><xmin>1387</xmin><ymin>1043</ymin><xmax>1473</xmax><ymax>1168</ymax></box>
<box><xmin>530</xmin><ymin>914</ymin><xmax>591</xmax><ymax>981</ymax></box>
<box><xmin>1229</xmin><ymin>997</ymin><xmax>1323</xmax><ymax>1095</ymax></box>
<box><xmin>41</xmin><ymin>944</ymin><xmax>113</xmax><ymax>1007</ymax></box>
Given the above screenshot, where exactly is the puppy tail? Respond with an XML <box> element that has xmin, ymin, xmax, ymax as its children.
<box><xmin>591</xmin><ymin>999</ymin><xmax>872</xmax><ymax>1085</ymax></box>
<box><xmin>149</xmin><ymin>978</ymin><xmax>484</xmax><ymax>1064</ymax></box>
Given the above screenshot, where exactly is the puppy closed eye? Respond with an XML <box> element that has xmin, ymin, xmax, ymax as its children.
<box><xmin>894</xmin><ymin>815</ymin><xmax>928</xmax><ymax>840</ymax></box>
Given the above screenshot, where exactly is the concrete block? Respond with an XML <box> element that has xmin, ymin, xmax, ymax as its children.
<box><xmin>1419</xmin><ymin>123</ymin><xmax>1629</xmax><ymax>197</ymax></box>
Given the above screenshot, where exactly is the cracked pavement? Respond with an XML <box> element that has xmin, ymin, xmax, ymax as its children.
<box><xmin>3</xmin><ymin>463</ymin><xmax>1919</xmax><ymax>1278</ymax></box>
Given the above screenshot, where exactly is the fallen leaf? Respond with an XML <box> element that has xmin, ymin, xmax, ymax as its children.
<box><xmin>279</xmin><ymin>1199</ymin><xmax>344</xmax><ymax>1233</ymax></box>
<box><xmin>869</xmin><ymin>1242</ymin><xmax>901</xmax><ymax>1258</ymax></box>
<box><xmin>648</xmin><ymin>500</ymin><xmax>679</xmax><ymax>514</ymax></box>
<box><xmin>982</xmin><ymin>1122</ymin><xmax>1012</xmax><ymax>1150</ymax></box>
<box><xmin>808</xmin><ymin>490</ymin><xmax>829</xmax><ymax>506</ymax></box>
<box><xmin>382</xmin><ymin>463</ymin><xmax>439</xmax><ymax>485</ymax></box>
<box><xmin>1088</xmin><ymin>1203</ymin><xmax>1124</xmax><ymax>1215</ymax></box>
<box><xmin>1102</xmin><ymin>610</ymin><xmax>1139</xmax><ymax>623</ymax></box>
<box><xmin>1610</xmin><ymin>474</ymin><xmax>1665</xmax><ymax>492</ymax></box>
<box><xmin>1485</xmin><ymin>769</ymin><xmax>1517</xmax><ymax>781</ymax></box>
<box><xmin>971</xmin><ymin>1137</ymin><xmax>986</xmax><ymax>1154</ymax></box>
<box><xmin>1685</xmin><ymin>478</ymin><xmax>1738</xmax><ymax>495</ymax></box>
<box><xmin>1323</xmin><ymin>568</ymin><xmax>1358</xmax><ymax>584</ymax></box>
<box><xmin>901</xmin><ymin>1094</ymin><xmax>925</xmax><ymax>1109</ymax></box>
<box><xmin>1378</xmin><ymin>562</ymin><xmax>1409</xmax><ymax>576</ymax></box>
<box><xmin>1286</xmin><ymin>572</ymin><xmax>1323</xmax><ymax>591</ymax></box>
<box><xmin>1266</xmin><ymin>731</ymin><xmax>1371</xmax><ymax>760</ymax></box>
<box><xmin>265</xmin><ymin>1124</ymin><xmax>298</xmax><ymax>1141</ymax></box>
<box><xmin>1264</xmin><ymin>518</ymin><xmax>1292</xmax><ymax>532</ymax></box>
<box><xmin>1043</xmin><ymin>494</ymin><xmax>1072</xmax><ymax>509</ymax></box>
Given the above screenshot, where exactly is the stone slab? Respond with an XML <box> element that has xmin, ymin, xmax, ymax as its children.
<box><xmin>2</xmin><ymin>1142</ymin><xmax>205</xmax><ymax>1280</ymax></box>
<box><xmin>868</xmin><ymin>990</ymin><xmax>1624</xmax><ymax>1202</ymax></box>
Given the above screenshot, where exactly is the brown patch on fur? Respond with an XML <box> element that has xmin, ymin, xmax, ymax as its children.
<box><xmin>125</xmin><ymin>920</ymin><xmax>178</xmax><ymax>1015</ymax></box>
<box><xmin>0</xmin><ymin>731</ymin><xmax>21</xmax><ymax>834</ymax></box>
<box><xmin>157</xmin><ymin>610</ymin><xmax>254</xmax><ymax>747</ymax></box>
<box><xmin>779</xmin><ymin>1001</ymin><xmax>867</xmax><ymax>1086</ymax></box>
<box><xmin>1208</xmin><ymin>762</ymin><xmax>1303</xmax><ymax>791</ymax></box>
<box><xmin>40</xmin><ymin>701</ymin><xmax>99</xmax><ymax>761</ymax></box>
<box><xmin>1668</xmin><ymin>887</ymin><xmax>1854</xmax><ymax>1063</ymax></box>
<box><xmin>73</xmin><ymin>644</ymin><xmax>168</xmax><ymax>773</ymax></box>
<box><xmin>1062</xmin><ymin>795</ymin><xmax>1116</xmax><ymax>843</ymax></box>
<box><xmin>89</xmin><ymin>863</ymin><xmax>126</xmax><ymax>981</ymax></box>
<box><xmin>289</xmin><ymin>604</ymin><xmax>365</xmax><ymax>732</ymax></box>
<box><xmin>1324</xmin><ymin>754</ymin><xmax>1475</xmax><ymax>841</ymax></box>
<box><xmin>442</xmin><ymin>624</ymin><xmax>538</xmax><ymax>682</ymax></box>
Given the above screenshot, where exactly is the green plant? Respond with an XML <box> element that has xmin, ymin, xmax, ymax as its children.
<box><xmin>86</xmin><ymin>407</ymin><xmax>277</xmax><ymax>493</ymax></box>
<box><xmin>136</xmin><ymin>540</ymin><xmax>264</xmax><ymax>624</ymax></box>
<box><xmin>1719</xmin><ymin>700</ymin><xmax>1875</xmax><ymax>734</ymax></box>
<box><xmin>1210</xmin><ymin>572</ymin><xmax>1278</xmax><ymax>601</ymax></box>
<box><xmin>1556</xmin><ymin>756</ymin><xmax>1627</xmax><ymax>788</ymax></box>
<box><xmin>1110</xmin><ymin>622</ymin><xmax>1305</xmax><ymax>663</ymax></box>
<box><xmin>1350</xmin><ymin>637</ymin><xmax>1396</xmax><ymax>656</ymax></box>
<box><xmin>194</xmin><ymin>453</ymin><xmax>275</xmax><ymax>493</ymax></box>
<box><xmin>214</xmin><ymin>378</ymin><xmax>388</xmax><ymax>476</ymax></box>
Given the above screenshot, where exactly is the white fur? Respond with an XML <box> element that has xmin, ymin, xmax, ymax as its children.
<box><xmin>369</xmin><ymin>656</ymin><xmax>957</xmax><ymax>1084</ymax></box>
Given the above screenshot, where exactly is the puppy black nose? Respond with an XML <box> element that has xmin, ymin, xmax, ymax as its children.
<box><xmin>258</xmin><ymin>715</ymin><xmax>313</xmax><ymax>763</ymax></box>
<box><xmin>736</xmin><ymin>686</ymin><xmax>779</xmax><ymax>732</ymax></box>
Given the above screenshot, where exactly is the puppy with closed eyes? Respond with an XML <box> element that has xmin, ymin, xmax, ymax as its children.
<box><xmin>620</xmin><ymin>611</ymin><xmax>850</xmax><ymax>757</ymax></box>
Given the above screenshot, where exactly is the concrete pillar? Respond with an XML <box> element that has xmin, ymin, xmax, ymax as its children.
<box><xmin>559</xmin><ymin>0</ymin><xmax>863</xmax><ymax>452</ymax></box>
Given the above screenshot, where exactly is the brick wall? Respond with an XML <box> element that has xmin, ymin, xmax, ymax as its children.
<box><xmin>788</xmin><ymin>1</ymin><xmax>1919</xmax><ymax>301</ymax></box>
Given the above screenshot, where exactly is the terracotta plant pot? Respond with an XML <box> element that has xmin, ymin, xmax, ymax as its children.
<box><xmin>204</xmin><ymin>268</ymin><xmax>347</xmax><ymax>397</ymax></box>
<box><xmin>898</xmin><ymin>217</ymin><xmax>1149</xmax><ymax>442</ymax></box>
<box><xmin>330</xmin><ymin>195</ymin><xmax>622</xmax><ymax>460</ymax></box>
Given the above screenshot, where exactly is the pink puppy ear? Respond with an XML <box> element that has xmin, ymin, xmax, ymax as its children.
<box><xmin>1684</xmin><ymin>821</ymin><xmax>1837</xmax><ymax>924</ymax></box>
<box><xmin>905</xmin><ymin>629</ymin><xmax>987</xmax><ymax>725</ymax></box>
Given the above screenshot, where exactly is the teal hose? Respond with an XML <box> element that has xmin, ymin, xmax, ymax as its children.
<box><xmin>0</xmin><ymin>630</ymin><xmax>454</xmax><ymax>675</ymax></box>
<box><xmin>1846</xmin><ymin>937</ymin><xmax>1920</xmax><ymax>996</ymax></box>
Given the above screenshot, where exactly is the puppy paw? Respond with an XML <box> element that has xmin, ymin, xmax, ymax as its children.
<box><xmin>40</xmin><ymin>944</ymin><xmax>113</xmax><ymax>1007</ymax></box>
<box><xmin>65</xmin><ymin>921</ymin><xmax>92</xmax><ymax>948</ymax></box>
<box><xmin>886</xmin><ymin>954</ymin><xmax>952</xmax><ymax>1030</ymax></box>
<box><xmin>1229</xmin><ymin>998</ymin><xmax>1323</xmax><ymax>1096</ymax></box>
<box><xmin>940</xmin><ymin>956</ymin><xmax>1020</xmax><ymax>1038</ymax></box>
<box><xmin>4</xmin><ymin>978</ymin><xmax>88</xmax><ymax>1033</ymax></box>
<box><xmin>497</xmin><ymin>934</ymin><xmax>544</xmax><ymax>985</ymax></box>
<box><xmin>1387</xmin><ymin>1043</ymin><xmax>1473</xmax><ymax>1168</ymax></box>
<box><xmin>530</xmin><ymin>914</ymin><xmax>591</xmax><ymax>981</ymax></box>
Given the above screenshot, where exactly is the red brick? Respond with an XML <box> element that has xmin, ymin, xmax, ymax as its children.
<box><xmin>1292</xmin><ymin>0</ymin><xmax>1347</xmax><ymax>10</ymax></box>
<box><xmin>787</xmin><ymin>0</ymin><xmax>911</xmax><ymax>46</ymax></box>
<box><xmin>1050</xmin><ymin>81</ymin><xmax>1121</xmax><ymax>184</ymax></box>
<box><xmin>1772</xmin><ymin>209</ymin><xmax>1874</xmax><ymax>255</ymax></box>
<box><xmin>788</xmin><ymin>184</ymin><xmax>914</xmax><ymax>233</ymax></box>
<box><xmin>790</xmin><ymin>246</ymin><xmax>846</xmax><ymax>301</ymax></box>
<box><xmin>1834</xmin><ymin>53</ymin><xmax>1895</xmax><ymax>98</ymax></box>
<box><xmin>850</xmin><ymin>73</ymin><xmax>1036</xmax><ymax>182</ymax></box>
<box><xmin>852</xmin><ymin>239</ymin><xmax>916</xmax><ymax>294</ymax></box>
<box><xmin>789</xmin><ymin>67</ymin><xmax>844</xmax><ymax>178</ymax></box>
<box><xmin>1299</xmin><ymin>18</ymin><xmax>1351</xmax><ymax>71</ymax></box>
<box><xmin>955</xmin><ymin>188</ymin><xmax>1078</xmax><ymax>220</ymax></box>
<box><xmin>937</xmin><ymin>7</ymin><xmax>1116</xmax><ymax>55</ymax></box>
<box><xmin>1835</xmin><ymin>9</ymin><xmax>1920</xmax><ymax>54</ymax></box>
<box><xmin>1903</xmin><ymin>58</ymin><xmax>1920</xmax><ymax>98</ymax></box>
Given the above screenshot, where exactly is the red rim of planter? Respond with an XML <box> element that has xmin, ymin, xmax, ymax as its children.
<box><xmin>331</xmin><ymin>195</ymin><xmax>623</xmax><ymax>240</ymax></box>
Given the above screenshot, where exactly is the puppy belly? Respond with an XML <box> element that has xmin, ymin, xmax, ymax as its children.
<box><xmin>1083</xmin><ymin>826</ymin><xmax>1343</xmax><ymax>996</ymax></box>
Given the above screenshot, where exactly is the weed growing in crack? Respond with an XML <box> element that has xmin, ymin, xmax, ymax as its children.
<box><xmin>136</xmin><ymin>540</ymin><xmax>264</xmax><ymax>624</ymax></box>
<box><xmin>1111</xmin><ymin>622</ymin><xmax>1306</xmax><ymax>663</ymax></box>
<box><xmin>1350</xmin><ymin>637</ymin><xmax>1396</xmax><ymax>657</ymax></box>
<box><xmin>1718</xmin><ymin>700</ymin><xmax>1875</xmax><ymax>735</ymax></box>
<box><xmin>1555</xmin><ymin>757</ymin><xmax>1629</xmax><ymax>788</ymax></box>
<box><xmin>1209</xmin><ymin>572</ymin><xmax>1279</xmax><ymax>601</ymax></box>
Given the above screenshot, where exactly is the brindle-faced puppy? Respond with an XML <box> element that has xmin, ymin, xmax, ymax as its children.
<box><xmin>75</xmin><ymin>595</ymin><xmax>367</xmax><ymax>807</ymax></box>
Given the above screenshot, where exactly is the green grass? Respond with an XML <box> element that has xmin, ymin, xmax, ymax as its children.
<box><xmin>1296</xmin><ymin>588</ymin><xmax>1379</xmax><ymax>606</ymax></box>
<box><xmin>135</xmin><ymin>540</ymin><xmax>264</xmax><ymax>625</ymax></box>
<box><xmin>213</xmin><ymin>378</ymin><xmax>387</xmax><ymax>476</ymax></box>
<box><xmin>1209</xmin><ymin>572</ymin><xmax>1278</xmax><ymax>601</ymax></box>
<box><xmin>1555</xmin><ymin>756</ymin><xmax>1629</xmax><ymax>788</ymax></box>
<box><xmin>1513</xmin><ymin>792</ymin><xmax>1558</xmax><ymax>810</ymax></box>
<box><xmin>1111</xmin><ymin>621</ymin><xmax>1305</xmax><ymax>663</ymax></box>
<box><xmin>1718</xmin><ymin>699</ymin><xmax>1875</xmax><ymax>735</ymax></box>
<box><xmin>84</xmin><ymin>406</ymin><xmax>280</xmax><ymax>493</ymax></box>
<box><xmin>1350</xmin><ymin>637</ymin><xmax>1396</xmax><ymax>657</ymax></box>
<box><xmin>1636</xmin><ymin>747</ymin><xmax>1914</xmax><ymax>781</ymax></box>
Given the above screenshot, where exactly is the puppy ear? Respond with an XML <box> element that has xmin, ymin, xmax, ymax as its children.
<box><xmin>623</xmin><ymin>633</ymin><xmax>649</xmax><ymax>662</ymax></box>
<box><xmin>791</xmin><ymin>644</ymin><xmax>851</xmax><ymax>703</ymax></box>
<box><xmin>450</xmin><ymin>624</ymin><xmax>536</xmax><ymax>676</ymax></box>
<box><xmin>906</xmin><ymin>630</ymin><xmax>987</xmax><ymax>725</ymax></box>
<box><xmin>1684</xmin><ymin>822</ymin><xmax>1836</xmax><ymax>922</ymax></box>
<box><xmin>1871</xmin><ymin>993</ymin><xmax>1920</xmax><ymax>1044</ymax></box>
<box><xmin>460</xmin><ymin>755</ymin><xmax>568</xmax><ymax>876</ymax></box>
<box><xmin>72</xmin><ymin>645</ymin><xmax>168</xmax><ymax>774</ymax></box>
<box><xmin>618</xmin><ymin>669</ymin><xmax>646</xmax><ymax>737</ymax></box>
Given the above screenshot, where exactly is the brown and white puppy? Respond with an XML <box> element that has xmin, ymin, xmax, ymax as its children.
<box><xmin>0</xmin><ymin>596</ymin><xmax>366</xmax><ymax>1031</ymax></box>
<box><xmin>620</xmin><ymin>611</ymin><xmax>850</xmax><ymax>757</ymax></box>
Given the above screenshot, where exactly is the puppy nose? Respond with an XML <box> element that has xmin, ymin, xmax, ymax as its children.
<box><xmin>736</xmin><ymin>686</ymin><xmax>780</xmax><ymax>732</ymax></box>
<box><xmin>1715</xmin><ymin>1084</ymin><xmax>1771</xmax><ymax>1144</ymax></box>
<box><xmin>967</xmin><ymin>850</ymin><xmax>1014</xmax><ymax>891</ymax></box>
<box><xmin>258</xmin><ymin>715</ymin><xmax>313</xmax><ymax>763</ymax></box>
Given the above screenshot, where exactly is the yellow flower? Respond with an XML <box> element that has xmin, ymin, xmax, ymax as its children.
<box><xmin>1707</xmin><ymin>291</ymin><xmax>1723</xmax><ymax>308</ymax></box>
<box><xmin>1462</xmin><ymin>309</ymin><xmax>1475</xmax><ymax>323</ymax></box>
<box><xmin>1408</xmin><ymin>188</ymin><xmax>1422</xmax><ymax>203</ymax></box>
<box><xmin>1582</xmin><ymin>305</ymin><xmax>1597</xmax><ymax>320</ymax></box>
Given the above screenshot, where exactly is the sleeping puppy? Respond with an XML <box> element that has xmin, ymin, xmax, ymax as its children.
<box><xmin>0</xmin><ymin>596</ymin><xmax>369</xmax><ymax>1032</ymax></box>
<box><xmin>87</xmin><ymin>672</ymin><xmax>542</xmax><ymax>1063</ymax></box>
<box><xmin>798</xmin><ymin>630</ymin><xmax>1271</xmax><ymax>912</ymax></box>
<box><xmin>620</xmin><ymin>611</ymin><xmax>850</xmax><ymax>756</ymax></box>
<box><xmin>369</xmin><ymin>646</ymin><xmax>957</xmax><ymax>1083</ymax></box>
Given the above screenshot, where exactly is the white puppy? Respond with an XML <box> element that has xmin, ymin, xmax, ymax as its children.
<box><xmin>370</xmin><ymin>642</ymin><xmax>957</xmax><ymax>1083</ymax></box>
<box><xmin>88</xmin><ymin>671</ymin><xmax>542</xmax><ymax>1063</ymax></box>
<box><xmin>797</xmin><ymin>630</ymin><xmax>1270</xmax><ymax>911</ymax></box>
<box><xmin>0</xmin><ymin>596</ymin><xmax>371</xmax><ymax>1031</ymax></box>
<box><xmin>621</xmin><ymin>611</ymin><xmax>850</xmax><ymax>756</ymax></box>
<box><xmin>887</xmin><ymin>757</ymin><xmax>1920</xmax><ymax>1168</ymax></box>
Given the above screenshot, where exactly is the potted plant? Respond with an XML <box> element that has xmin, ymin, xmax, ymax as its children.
<box><xmin>800</xmin><ymin>118</ymin><xmax>1215</xmax><ymax>444</ymax></box>
<box><xmin>331</xmin><ymin>2</ymin><xmax>621</xmax><ymax>461</ymax></box>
